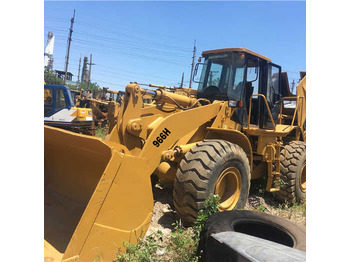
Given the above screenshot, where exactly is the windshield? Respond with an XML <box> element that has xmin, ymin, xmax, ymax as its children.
<box><xmin>198</xmin><ymin>53</ymin><xmax>245</xmax><ymax>101</ymax></box>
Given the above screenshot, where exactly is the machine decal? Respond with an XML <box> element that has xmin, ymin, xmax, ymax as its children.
<box><xmin>153</xmin><ymin>128</ymin><xmax>171</xmax><ymax>147</ymax></box>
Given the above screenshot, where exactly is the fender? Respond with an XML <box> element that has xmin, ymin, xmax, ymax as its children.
<box><xmin>205</xmin><ymin>127</ymin><xmax>253</xmax><ymax>170</ymax></box>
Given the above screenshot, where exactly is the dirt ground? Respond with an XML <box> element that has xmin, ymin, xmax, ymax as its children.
<box><xmin>146</xmin><ymin>184</ymin><xmax>177</xmax><ymax>237</ymax></box>
<box><xmin>146</xmin><ymin>183</ymin><xmax>306</xmax><ymax>238</ymax></box>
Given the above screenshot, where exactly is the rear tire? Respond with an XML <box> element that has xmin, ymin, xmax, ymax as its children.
<box><xmin>274</xmin><ymin>141</ymin><xmax>306</xmax><ymax>203</ymax></box>
<box><xmin>173</xmin><ymin>139</ymin><xmax>250</xmax><ymax>226</ymax></box>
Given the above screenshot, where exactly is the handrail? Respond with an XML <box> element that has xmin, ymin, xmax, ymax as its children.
<box><xmin>248</xmin><ymin>94</ymin><xmax>276</xmax><ymax>130</ymax></box>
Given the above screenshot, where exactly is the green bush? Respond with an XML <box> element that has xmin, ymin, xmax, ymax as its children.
<box><xmin>167</xmin><ymin>221</ymin><xmax>198</xmax><ymax>262</ymax></box>
<box><xmin>115</xmin><ymin>194</ymin><xmax>221</xmax><ymax>262</ymax></box>
<box><xmin>116</xmin><ymin>230</ymin><xmax>164</xmax><ymax>262</ymax></box>
<box><xmin>193</xmin><ymin>194</ymin><xmax>221</xmax><ymax>237</ymax></box>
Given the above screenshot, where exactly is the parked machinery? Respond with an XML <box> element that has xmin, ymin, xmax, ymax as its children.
<box><xmin>78</xmin><ymin>87</ymin><xmax>124</xmax><ymax>129</ymax></box>
<box><xmin>44</xmin><ymin>48</ymin><xmax>305</xmax><ymax>261</ymax></box>
<box><xmin>44</xmin><ymin>84</ymin><xmax>94</xmax><ymax>135</ymax></box>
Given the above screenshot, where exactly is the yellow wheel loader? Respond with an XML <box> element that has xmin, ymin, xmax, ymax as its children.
<box><xmin>79</xmin><ymin>87</ymin><xmax>124</xmax><ymax>129</ymax></box>
<box><xmin>44</xmin><ymin>47</ymin><xmax>306</xmax><ymax>261</ymax></box>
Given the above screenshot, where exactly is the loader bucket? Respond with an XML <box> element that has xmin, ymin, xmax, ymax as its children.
<box><xmin>44</xmin><ymin>126</ymin><xmax>154</xmax><ymax>262</ymax></box>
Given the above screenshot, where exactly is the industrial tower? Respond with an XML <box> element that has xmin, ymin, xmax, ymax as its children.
<box><xmin>44</xmin><ymin>32</ymin><xmax>55</xmax><ymax>71</ymax></box>
<box><xmin>81</xmin><ymin>56</ymin><xmax>89</xmax><ymax>82</ymax></box>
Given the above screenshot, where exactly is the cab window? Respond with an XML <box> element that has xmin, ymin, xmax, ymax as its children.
<box><xmin>263</xmin><ymin>64</ymin><xmax>281</xmax><ymax>128</ymax></box>
<box><xmin>228</xmin><ymin>54</ymin><xmax>245</xmax><ymax>101</ymax></box>
<box><xmin>246</xmin><ymin>59</ymin><xmax>260</xmax><ymax>95</ymax></box>
<box><xmin>56</xmin><ymin>89</ymin><xmax>67</xmax><ymax>110</ymax></box>
<box><xmin>267</xmin><ymin>65</ymin><xmax>281</xmax><ymax>105</ymax></box>
<box><xmin>198</xmin><ymin>53</ymin><xmax>232</xmax><ymax>97</ymax></box>
<box><xmin>44</xmin><ymin>89</ymin><xmax>53</xmax><ymax>105</ymax></box>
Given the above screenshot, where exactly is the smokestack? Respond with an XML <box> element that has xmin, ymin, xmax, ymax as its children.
<box><xmin>44</xmin><ymin>32</ymin><xmax>55</xmax><ymax>71</ymax></box>
<box><xmin>81</xmin><ymin>56</ymin><xmax>89</xmax><ymax>82</ymax></box>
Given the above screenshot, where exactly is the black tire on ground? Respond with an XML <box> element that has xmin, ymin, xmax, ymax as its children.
<box><xmin>173</xmin><ymin>139</ymin><xmax>251</xmax><ymax>226</ymax></box>
<box><xmin>274</xmin><ymin>141</ymin><xmax>306</xmax><ymax>203</ymax></box>
<box><xmin>198</xmin><ymin>210</ymin><xmax>306</xmax><ymax>261</ymax></box>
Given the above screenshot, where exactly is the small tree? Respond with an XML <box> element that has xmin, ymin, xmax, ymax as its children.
<box><xmin>44</xmin><ymin>70</ymin><xmax>100</xmax><ymax>91</ymax></box>
<box><xmin>44</xmin><ymin>70</ymin><xmax>64</xmax><ymax>85</ymax></box>
<box><xmin>77</xmin><ymin>81</ymin><xmax>100</xmax><ymax>91</ymax></box>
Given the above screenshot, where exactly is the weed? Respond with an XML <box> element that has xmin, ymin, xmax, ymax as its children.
<box><xmin>274</xmin><ymin>177</ymin><xmax>288</xmax><ymax>189</ymax></box>
<box><xmin>167</xmin><ymin>222</ymin><xmax>198</xmax><ymax>262</ymax></box>
<box><xmin>272</xmin><ymin>201</ymin><xmax>306</xmax><ymax>224</ymax></box>
<box><xmin>250</xmin><ymin>177</ymin><xmax>267</xmax><ymax>196</ymax></box>
<box><xmin>95</xmin><ymin>127</ymin><xmax>108</xmax><ymax>139</ymax></box>
<box><xmin>257</xmin><ymin>204</ymin><xmax>266</xmax><ymax>212</ymax></box>
<box><xmin>115</xmin><ymin>194</ymin><xmax>221</xmax><ymax>262</ymax></box>
<box><xmin>193</xmin><ymin>194</ymin><xmax>221</xmax><ymax>237</ymax></box>
<box><xmin>288</xmin><ymin>201</ymin><xmax>306</xmax><ymax>217</ymax></box>
<box><xmin>115</xmin><ymin>230</ymin><xmax>164</xmax><ymax>262</ymax></box>
<box><xmin>167</xmin><ymin>194</ymin><xmax>220</xmax><ymax>262</ymax></box>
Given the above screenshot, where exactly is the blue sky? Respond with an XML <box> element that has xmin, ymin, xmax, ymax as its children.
<box><xmin>44</xmin><ymin>1</ymin><xmax>305</xmax><ymax>91</ymax></box>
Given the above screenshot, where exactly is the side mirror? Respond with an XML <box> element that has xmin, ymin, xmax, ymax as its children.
<box><xmin>193</xmin><ymin>63</ymin><xmax>204</xmax><ymax>83</ymax></box>
<box><xmin>194</xmin><ymin>63</ymin><xmax>199</xmax><ymax>77</ymax></box>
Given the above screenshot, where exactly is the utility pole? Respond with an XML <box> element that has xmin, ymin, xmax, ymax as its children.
<box><xmin>189</xmin><ymin>39</ymin><xmax>196</xmax><ymax>89</ymax></box>
<box><xmin>88</xmin><ymin>54</ymin><xmax>95</xmax><ymax>89</ymax></box>
<box><xmin>64</xmin><ymin>9</ymin><xmax>75</xmax><ymax>85</ymax></box>
<box><xmin>180</xmin><ymin>72</ymin><xmax>184</xmax><ymax>88</ymax></box>
<box><xmin>291</xmin><ymin>79</ymin><xmax>295</xmax><ymax>94</ymax></box>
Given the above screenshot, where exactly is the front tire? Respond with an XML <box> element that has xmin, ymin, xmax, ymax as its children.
<box><xmin>173</xmin><ymin>139</ymin><xmax>251</xmax><ymax>226</ymax></box>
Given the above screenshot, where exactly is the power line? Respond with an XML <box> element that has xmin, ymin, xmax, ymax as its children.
<box><xmin>70</xmin><ymin>31</ymin><xmax>191</xmax><ymax>56</ymax></box>
<box><xmin>45</xmin><ymin>21</ymin><xmax>192</xmax><ymax>53</ymax></box>
<box><xmin>71</xmin><ymin>37</ymin><xmax>190</xmax><ymax>59</ymax></box>
<box><xmin>50</xmin><ymin>33</ymin><xmax>190</xmax><ymax>62</ymax></box>
<box><xmin>52</xmin><ymin>33</ymin><xmax>190</xmax><ymax>64</ymax></box>
<box><xmin>74</xmin><ymin>19</ymin><xmax>193</xmax><ymax>51</ymax></box>
<box><xmin>75</xmin><ymin>18</ymin><xmax>187</xmax><ymax>43</ymax></box>
<box><xmin>54</xmin><ymin>41</ymin><xmax>188</xmax><ymax>66</ymax></box>
<box><xmin>69</xmin><ymin>43</ymin><xmax>189</xmax><ymax>65</ymax></box>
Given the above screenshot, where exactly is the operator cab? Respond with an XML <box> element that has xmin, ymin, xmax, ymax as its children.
<box><xmin>195</xmin><ymin>48</ymin><xmax>289</xmax><ymax>129</ymax></box>
<box><xmin>44</xmin><ymin>84</ymin><xmax>75</xmax><ymax>117</ymax></box>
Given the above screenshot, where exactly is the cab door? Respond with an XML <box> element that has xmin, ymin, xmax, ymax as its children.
<box><xmin>241</xmin><ymin>57</ymin><xmax>262</xmax><ymax>127</ymax></box>
<box><xmin>44</xmin><ymin>87</ymin><xmax>54</xmax><ymax>119</ymax></box>
<box><xmin>263</xmin><ymin>63</ymin><xmax>282</xmax><ymax>128</ymax></box>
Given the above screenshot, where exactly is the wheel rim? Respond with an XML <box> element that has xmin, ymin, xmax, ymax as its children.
<box><xmin>215</xmin><ymin>167</ymin><xmax>242</xmax><ymax>211</ymax></box>
<box><xmin>299</xmin><ymin>164</ymin><xmax>306</xmax><ymax>192</ymax></box>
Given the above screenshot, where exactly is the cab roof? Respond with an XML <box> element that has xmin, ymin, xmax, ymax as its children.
<box><xmin>44</xmin><ymin>84</ymin><xmax>69</xmax><ymax>90</ymax></box>
<box><xmin>202</xmin><ymin>48</ymin><xmax>271</xmax><ymax>62</ymax></box>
